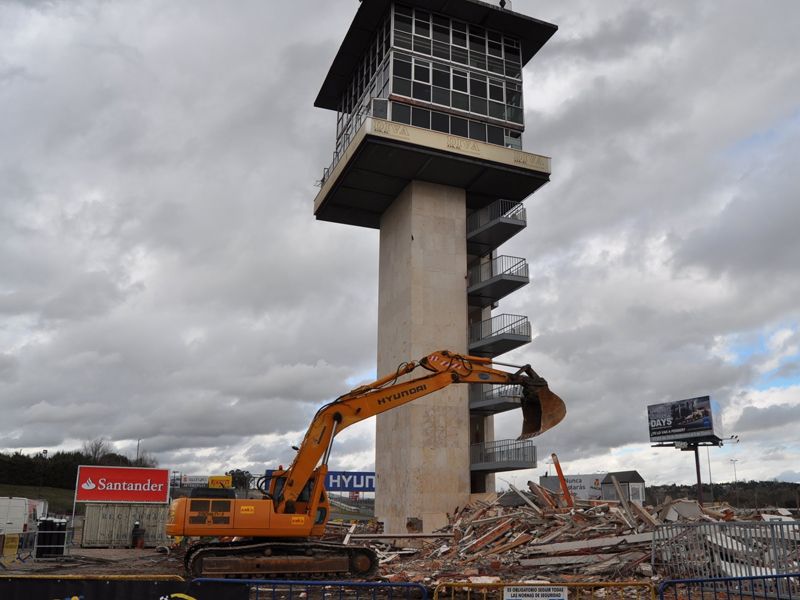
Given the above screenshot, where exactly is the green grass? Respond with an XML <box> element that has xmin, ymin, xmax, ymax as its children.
<box><xmin>0</xmin><ymin>483</ymin><xmax>77</xmax><ymax>515</ymax></box>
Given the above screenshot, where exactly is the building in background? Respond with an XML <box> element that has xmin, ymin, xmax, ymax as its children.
<box><xmin>313</xmin><ymin>0</ymin><xmax>557</xmax><ymax>533</ymax></box>
<box><xmin>601</xmin><ymin>471</ymin><xmax>646</xmax><ymax>506</ymax></box>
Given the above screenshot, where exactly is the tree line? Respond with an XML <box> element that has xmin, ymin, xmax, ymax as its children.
<box><xmin>0</xmin><ymin>439</ymin><xmax>158</xmax><ymax>490</ymax></box>
<box><xmin>647</xmin><ymin>480</ymin><xmax>800</xmax><ymax>509</ymax></box>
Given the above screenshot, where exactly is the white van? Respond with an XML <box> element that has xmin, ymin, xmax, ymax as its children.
<box><xmin>0</xmin><ymin>497</ymin><xmax>31</xmax><ymax>535</ymax></box>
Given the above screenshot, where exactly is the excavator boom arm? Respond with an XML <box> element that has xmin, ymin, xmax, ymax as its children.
<box><xmin>275</xmin><ymin>350</ymin><xmax>565</xmax><ymax>510</ymax></box>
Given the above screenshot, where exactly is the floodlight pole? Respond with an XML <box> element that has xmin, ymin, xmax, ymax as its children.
<box><xmin>693</xmin><ymin>444</ymin><xmax>703</xmax><ymax>506</ymax></box>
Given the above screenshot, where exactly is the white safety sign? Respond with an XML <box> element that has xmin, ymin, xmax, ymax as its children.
<box><xmin>504</xmin><ymin>586</ymin><xmax>568</xmax><ymax>600</ymax></box>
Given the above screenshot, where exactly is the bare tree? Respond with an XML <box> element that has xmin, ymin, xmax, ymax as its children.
<box><xmin>82</xmin><ymin>438</ymin><xmax>112</xmax><ymax>463</ymax></box>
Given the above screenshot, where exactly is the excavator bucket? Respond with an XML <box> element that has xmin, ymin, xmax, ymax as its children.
<box><xmin>519</xmin><ymin>385</ymin><xmax>567</xmax><ymax>439</ymax></box>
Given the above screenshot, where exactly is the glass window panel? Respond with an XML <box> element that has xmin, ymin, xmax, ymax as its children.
<box><xmin>489</xmin><ymin>81</ymin><xmax>504</xmax><ymax>101</ymax></box>
<box><xmin>393</xmin><ymin>76</ymin><xmax>411</xmax><ymax>96</ymax></box>
<box><xmin>504</xmin><ymin>45</ymin><xmax>521</xmax><ymax>63</ymax></box>
<box><xmin>415</xmin><ymin>10</ymin><xmax>430</xmax><ymax>35</ymax></box>
<box><xmin>395</xmin><ymin>4</ymin><xmax>412</xmax><ymax>16</ymax></box>
<box><xmin>505</xmin><ymin>129</ymin><xmax>522</xmax><ymax>149</ymax></box>
<box><xmin>431</xmin><ymin>111</ymin><xmax>449</xmax><ymax>133</ymax></box>
<box><xmin>506</xmin><ymin>83</ymin><xmax>522</xmax><ymax>106</ymax></box>
<box><xmin>432</xmin><ymin>86</ymin><xmax>450</xmax><ymax>106</ymax></box>
<box><xmin>432</xmin><ymin>24</ymin><xmax>449</xmax><ymax>43</ymax></box>
<box><xmin>452</xmin><ymin>25</ymin><xmax>467</xmax><ymax>47</ymax></box>
<box><xmin>395</xmin><ymin>14</ymin><xmax>412</xmax><ymax>33</ymax></box>
<box><xmin>412</xmin><ymin>82</ymin><xmax>431</xmax><ymax>102</ymax></box>
<box><xmin>432</xmin><ymin>64</ymin><xmax>449</xmax><ymax>87</ymax></box>
<box><xmin>453</xmin><ymin>70</ymin><xmax>468</xmax><ymax>92</ymax></box>
<box><xmin>451</xmin><ymin>46</ymin><xmax>468</xmax><ymax>64</ymax></box>
<box><xmin>469</xmin><ymin>120</ymin><xmax>486</xmax><ymax>142</ymax></box>
<box><xmin>470</xmin><ymin>96</ymin><xmax>487</xmax><ymax>115</ymax></box>
<box><xmin>488</xmin><ymin>40</ymin><xmax>502</xmax><ymax>57</ymax></box>
<box><xmin>432</xmin><ymin>41</ymin><xmax>449</xmax><ymax>60</ymax></box>
<box><xmin>452</xmin><ymin>91</ymin><xmax>469</xmax><ymax>111</ymax></box>
<box><xmin>507</xmin><ymin>105</ymin><xmax>523</xmax><ymax>123</ymax></box>
<box><xmin>488</xmin><ymin>56</ymin><xmax>504</xmax><ymax>75</ymax></box>
<box><xmin>413</xmin><ymin>36</ymin><xmax>431</xmax><ymax>55</ymax></box>
<box><xmin>391</xmin><ymin>102</ymin><xmax>411</xmax><ymax>124</ymax></box>
<box><xmin>488</xmin><ymin>30</ymin><xmax>501</xmax><ymax>43</ymax></box>
<box><xmin>394</xmin><ymin>56</ymin><xmax>412</xmax><ymax>79</ymax></box>
<box><xmin>505</xmin><ymin>62</ymin><xmax>521</xmax><ymax>78</ymax></box>
<box><xmin>411</xmin><ymin>107</ymin><xmax>430</xmax><ymax>128</ymax></box>
<box><xmin>395</xmin><ymin>30</ymin><xmax>412</xmax><ymax>50</ymax></box>
<box><xmin>487</xmin><ymin>125</ymin><xmax>504</xmax><ymax>145</ymax></box>
<box><xmin>414</xmin><ymin>60</ymin><xmax>430</xmax><ymax>82</ymax></box>
<box><xmin>469</xmin><ymin>34</ymin><xmax>485</xmax><ymax>54</ymax></box>
<box><xmin>469</xmin><ymin>53</ymin><xmax>486</xmax><ymax>70</ymax></box>
<box><xmin>489</xmin><ymin>101</ymin><xmax>505</xmax><ymax>120</ymax></box>
<box><xmin>470</xmin><ymin>75</ymin><xmax>487</xmax><ymax>97</ymax></box>
<box><xmin>451</xmin><ymin>116</ymin><xmax>468</xmax><ymax>137</ymax></box>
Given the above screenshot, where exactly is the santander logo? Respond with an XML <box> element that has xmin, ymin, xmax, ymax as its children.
<box><xmin>82</xmin><ymin>478</ymin><xmax>97</xmax><ymax>490</ymax></box>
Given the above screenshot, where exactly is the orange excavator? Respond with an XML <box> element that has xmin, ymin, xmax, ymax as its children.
<box><xmin>166</xmin><ymin>350</ymin><xmax>566</xmax><ymax>578</ymax></box>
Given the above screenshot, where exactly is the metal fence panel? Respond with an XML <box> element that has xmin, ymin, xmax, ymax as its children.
<box><xmin>194</xmin><ymin>578</ymin><xmax>428</xmax><ymax>600</ymax></box>
<box><xmin>654</xmin><ymin>522</ymin><xmax>800</xmax><ymax>580</ymax></box>
<box><xmin>659</xmin><ymin>573</ymin><xmax>800</xmax><ymax>600</ymax></box>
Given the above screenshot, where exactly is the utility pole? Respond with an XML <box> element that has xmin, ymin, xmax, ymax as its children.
<box><xmin>730</xmin><ymin>458</ymin><xmax>739</xmax><ymax>506</ymax></box>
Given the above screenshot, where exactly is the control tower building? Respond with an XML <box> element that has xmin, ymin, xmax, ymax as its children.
<box><xmin>313</xmin><ymin>0</ymin><xmax>557</xmax><ymax>533</ymax></box>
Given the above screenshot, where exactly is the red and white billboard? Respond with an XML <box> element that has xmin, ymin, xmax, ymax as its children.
<box><xmin>75</xmin><ymin>466</ymin><xmax>170</xmax><ymax>504</ymax></box>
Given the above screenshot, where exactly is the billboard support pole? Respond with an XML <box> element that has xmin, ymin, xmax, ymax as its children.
<box><xmin>693</xmin><ymin>444</ymin><xmax>703</xmax><ymax>506</ymax></box>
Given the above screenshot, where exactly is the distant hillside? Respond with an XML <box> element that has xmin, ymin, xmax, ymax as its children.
<box><xmin>646</xmin><ymin>480</ymin><xmax>800</xmax><ymax>509</ymax></box>
<box><xmin>0</xmin><ymin>483</ymin><xmax>77</xmax><ymax>515</ymax></box>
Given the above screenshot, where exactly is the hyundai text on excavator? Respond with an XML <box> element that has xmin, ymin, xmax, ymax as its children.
<box><xmin>166</xmin><ymin>350</ymin><xmax>566</xmax><ymax>578</ymax></box>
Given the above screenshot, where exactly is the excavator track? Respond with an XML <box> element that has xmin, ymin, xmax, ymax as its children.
<box><xmin>185</xmin><ymin>539</ymin><xmax>379</xmax><ymax>579</ymax></box>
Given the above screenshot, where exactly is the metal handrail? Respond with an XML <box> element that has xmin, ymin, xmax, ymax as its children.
<box><xmin>469</xmin><ymin>383</ymin><xmax>523</xmax><ymax>405</ymax></box>
<box><xmin>467</xmin><ymin>199</ymin><xmax>526</xmax><ymax>234</ymax></box>
<box><xmin>467</xmin><ymin>255</ymin><xmax>528</xmax><ymax>287</ymax></box>
<box><xmin>469</xmin><ymin>313</ymin><xmax>530</xmax><ymax>344</ymax></box>
<box><xmin>470</xmin><ymin>439</ymin><xmax>536</xmax><ymax>465</ymax></box>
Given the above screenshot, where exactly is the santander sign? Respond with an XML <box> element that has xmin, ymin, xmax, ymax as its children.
<box><xmin>75</xmin><ymin>466</ymin><xmax>170</xmax><ymax>503</ymax></box>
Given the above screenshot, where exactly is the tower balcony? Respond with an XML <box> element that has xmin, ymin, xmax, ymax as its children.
<box><xmin>470</xmin><ymin>439</ymin><xmax>537</xmax><ymax>473</ymax></box>
<box><xmin>469</xmin><ymin>383</ymin><xmax>524</xmax><ymax>415</ymax></box>
<box><xmin>468</xmin><ymin>255</ymin><xmax>529</xmax><ymax>308</ymax></box>
<box><xmin>466</xmin><ymin>199</ymin><xmax>527</xmax><ymax>256</ymax></box>
<box><xmin>468</xmin><ymin>313</ymin><xmax>531</xmax><ymax>357</ymax></box>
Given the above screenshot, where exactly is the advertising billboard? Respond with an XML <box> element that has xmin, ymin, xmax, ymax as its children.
<box><xmin>539</xmin><ymin>474</ymin><xmax>604</xmax><ymax>500</ymax></box>
<box><xmin>75</xmin><ymin>466</ymin><xmax>171</xmax><ymax>504</ymax></box>
<box><xmin>180</xmin><ymin>474</ymin><xmax>209</xmax><ymax>488</ymax></box>
<box><xmin>264</xmin><ymin>470</ymin><xmax>375</xmax><ymax>492</ymax></box>
<box><xmin>648</xmin><ymin>395</ymin><xmax>722</xmax><ymax>443</ymax></box>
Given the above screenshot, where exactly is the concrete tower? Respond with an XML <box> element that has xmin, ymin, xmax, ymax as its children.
<box><xmin>313</xmin><ymin>0</ymin><xmax>556</xmax><ymax>533</ymax></box>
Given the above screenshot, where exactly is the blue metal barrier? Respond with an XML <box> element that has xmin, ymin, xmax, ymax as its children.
<box><xmin>659</xmin><ymin>573</ymin><xmax>800</xmax><ymax>600</ymax></box>
<box><xmin>193</xmin><ymin>578</ymin><xmax>429</xmax><ymax>600</ymax></box>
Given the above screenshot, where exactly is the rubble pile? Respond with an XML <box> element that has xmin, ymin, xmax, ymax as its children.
<box><xmin>341</xmin><ymin>482</ymin><xmax>777</xmax><ymax>584</ymax></box>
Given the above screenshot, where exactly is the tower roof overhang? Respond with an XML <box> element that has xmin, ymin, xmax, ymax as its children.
<box><xmin>315</xmin><ymin>0</ymin><xmax>558</xmax><ymax>111</ymax></box>
<box><xmin>313</xmin><ymin>117</ymin><xmax>550</xmax><ymax>228</ymax></box>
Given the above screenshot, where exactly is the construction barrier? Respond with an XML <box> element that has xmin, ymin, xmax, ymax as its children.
<box><xmin>193</xmin><ymin>578</ymin><xmax>429</xmax><ymax>600</ymax></box>
<box><xmin>0</xmin><ymin>575</ymin><xmax>247</xmax><ymax>600</ymax></box>
<box><xmin>659</xmin><ymin>573</ymin><xmax>800</xmax><ymax>600</ymax></box>
<box><xmin>433</xmin><ymin>581</ymin><xmax>655</xmax><ymax>600</ymax></box>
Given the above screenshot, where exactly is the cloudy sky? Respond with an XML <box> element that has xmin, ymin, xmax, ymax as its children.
<box><xmin>1</xmin><ymin>0</ymin><xmax>798</xmax><ymax>488</ymax></box>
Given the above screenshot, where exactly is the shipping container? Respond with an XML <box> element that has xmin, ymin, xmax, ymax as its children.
<box><xmin>81</xmin><ymin>503</ymin><xmax>170</xmax><ymax>548</ymax></box>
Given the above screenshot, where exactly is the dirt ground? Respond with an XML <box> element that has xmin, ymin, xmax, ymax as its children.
<box><xmin>2</xmin><ymin>547</ymin><xmax>186</xmax><ymax>577</ymax></box>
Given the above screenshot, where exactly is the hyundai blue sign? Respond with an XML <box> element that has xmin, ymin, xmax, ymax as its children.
<box><xmin>265</xmin><ymin>470</ymin><xmax>375</xmax><ymax>492</ymax></box>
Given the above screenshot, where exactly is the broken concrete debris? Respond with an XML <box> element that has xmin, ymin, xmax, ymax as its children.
<box><xmin>329</xmin><ymin>482</ymin><xmax>794</xmax><ymax>584</ymax></box>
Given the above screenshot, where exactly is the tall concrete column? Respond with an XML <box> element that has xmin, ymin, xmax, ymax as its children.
<box><xmin>375</xmin><ymin>180</ymin><xmax>470</xmax><ymax>534</ymax></box>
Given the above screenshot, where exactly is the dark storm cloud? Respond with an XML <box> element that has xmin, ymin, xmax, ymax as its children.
<box><xmin>734</xmin><ymin>404</ymin><xmax>800</xmax><ymax>434</ymax></box>
<box><xmin>1</xmin><ymin>0</ymin><xmax>799</xmax><ymax>483</ymax></box>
